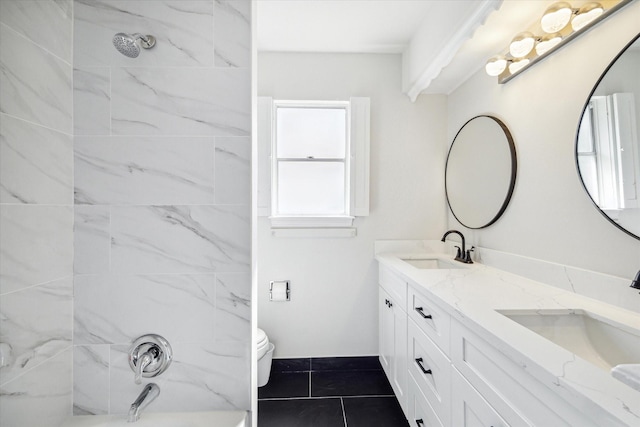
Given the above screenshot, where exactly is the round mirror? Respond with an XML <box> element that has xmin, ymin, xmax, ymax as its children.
<box><xmin>445</xmin><ymin>115</ymin><xmax>517</xmax><ymax>229</ymax></box>
<box><xmin>576</xmin><ymin>33</ymin><xmax>640</xmax><ymax>240</ymax></box>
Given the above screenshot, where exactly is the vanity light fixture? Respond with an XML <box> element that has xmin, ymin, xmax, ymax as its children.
<box><xmin>486</xmin><ymin>0</ymin><xmax>633</xmax><ymax>84</ymax></box>
<box><xmin>535</xmin><ymin>33</ymin><xmax>563</xmax><ymax>56</ymax></box>
<box><xmin>540</xmin><ymin>2</ymin><xmax>573</xmax><ymax>33</ymax></box>
<box><xmin>509</xmin><ymin>32</ymin><xmax>536</xmax><ymax>58</ymax></box>
<box><xmin>485</xmin><ymin>55</ymin><xmax>508</xmax><ymax>76</ymax></box>
<box><xmin>571</xmin><ymin>2</ymin><xmax>605</xmax><ymax>31</ymax></box>
<box><xmin>508</xmin><ymin>58</ymin><xmax>530</xmax><ymax>74</ymax></box>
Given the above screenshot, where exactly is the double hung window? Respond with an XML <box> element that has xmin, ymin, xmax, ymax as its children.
<box><xmin>258</xmin><ymin>97</ymin><xmax>370</xmax><ymax>230</ymax></box>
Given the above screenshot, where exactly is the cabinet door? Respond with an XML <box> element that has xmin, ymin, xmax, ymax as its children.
<box><xmin>379</xmin><ymin>287</ymin><xmax>408</xmax><ymax>416</ymax></box>
<box><xmin>379</xmin><ymin>287</ymin><xmax>393</xmax><ymax>374</ymax></box>
<box><xmin>391</xmin><ymin>296</ymin><xmax>408</xmax><ymax>414</ymax></box>
<box><xmin>452</xmin><ymin>369</ymin><xmax>510</xmax><ymax>427</ymax></box>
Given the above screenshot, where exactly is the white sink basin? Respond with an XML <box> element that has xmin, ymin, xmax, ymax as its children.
<box><xmin>401</xmin><ymin>258</ymin><xmax>467</xmax><ymax>269</ymax></box>
<box><xmin>498</xmin><ymin>309</ymin><xmax>640</xmax><ymax>371</ymax></box>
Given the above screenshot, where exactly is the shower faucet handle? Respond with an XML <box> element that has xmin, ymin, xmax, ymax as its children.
<box><xmin>129</xmin><ymin>334</ymin><xmax>172</xmax><ymax>384</ymax></box>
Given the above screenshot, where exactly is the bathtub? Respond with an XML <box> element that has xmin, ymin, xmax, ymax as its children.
<box><xmin>62</xmin><ymin>410</ymin><xmax>247</xmax><ymax>427</ymax></box>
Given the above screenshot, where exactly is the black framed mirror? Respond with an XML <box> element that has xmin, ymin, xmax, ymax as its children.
<box><xmin>576</xmin><ymin>33</ymin><xmax>640</xmax><ymax>240</ymax></box>
<box><xmin>445</xmin><ymin>115</ymin><xmax>517</xmax><ymax>229</ymax></box>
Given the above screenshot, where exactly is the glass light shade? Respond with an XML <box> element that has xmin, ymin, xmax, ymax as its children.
<box><xmin>541</xmin><ymin>2</ymin><xmax>573</xmax><ymax>33</ymax></box>
<box><xmin>571</xmin><ymin>3</ymin><xmax>604</xmax><ymax>31</ymax></box>
<box><xmin>509</xmin><ymin>32</ymin><xmax>536</xmax><ymax>58</ymax></box>
<box><xmin>535</xmin><ymin>34</ymin><xmax>562</xmax><ymax>55</ymax></box>
<box><xmin>508</xmin><ymin>58</ymin><xmax>530</xmax><ymax>75</ymax></box>
<box><xmin>485</xmin><ymin>55</ymin><xmax>507</xmax><ymax>76</ymax></box>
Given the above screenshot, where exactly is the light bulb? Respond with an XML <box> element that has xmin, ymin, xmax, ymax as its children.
<box><xmin>541</xmin><ymin>2</ymin><xmax>573</xmax><ymax>33</ymax></box>
<box><xmin>485</xmin><ymin>55</ymin><xmax>507</xmax><ymax>76</ymax></box>
<box><xmin>535</xmin><ymin>34</ymin><xmax>562</xmax><ymax>56</ymax></box>
<box><xmin>508</xmin><ymin>58</ymin><xmax>530</xmax><ymax>75</ymax></box>
<box><xmin>509</xmin><ymin>32</ymin><xmax>536</xmax><ymax>58</ymax></box>
<box><xmin>572</xmin><ymin>3</ymin><xmax>604</xmax><ymax>31</ymax></box>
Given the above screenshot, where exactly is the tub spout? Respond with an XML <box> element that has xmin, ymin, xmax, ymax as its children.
<box><xmin>128</xmin><ymin>383</ymin><xmax>160</xmax><ymax>423</ymax></box>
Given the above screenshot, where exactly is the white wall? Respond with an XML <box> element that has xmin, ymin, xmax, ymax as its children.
<box><xmin>447</xmin><ymin>3</ymin><xmax>640</xmax><ymax>289</ymax></box>
<box><xmin>258</xmin><ymin>53</ymin><xmax>447</xmax><ymax>358</ymax></box>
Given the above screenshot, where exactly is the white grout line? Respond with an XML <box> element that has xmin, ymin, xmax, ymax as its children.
<box><xmin>340</xmin><ymin>397</ymin><xmax>348</xmax><ymax>427</ymax></box>
<box><xmin>258</xmin><ymin>394</ymin><xmax>395</xmax><ymax>401</ymax></box>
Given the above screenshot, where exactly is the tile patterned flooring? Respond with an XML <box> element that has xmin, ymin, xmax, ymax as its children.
<box><xmin>258</xmin><ymin>356</ymin><xmax>409</xmax><ymax>427</ymax></box>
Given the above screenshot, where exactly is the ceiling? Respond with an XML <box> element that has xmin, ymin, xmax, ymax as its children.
<box><xmin>256</xmin><ymin>0</ymin><xmax>563</xmax><ymax>96</ymax></box>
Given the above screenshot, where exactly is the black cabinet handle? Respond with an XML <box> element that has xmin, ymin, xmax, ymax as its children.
<box><xmin>388</xmin><ymin>300</ymin><xmax>393</xmax><ymax>307</ymax></box>
<box><xmin>384</xmin><ymin>299</ymin><xmax>389</xmax><ymax>306</ymax></box>
<box><xmin>415</xmin><ymin>307</ymin><xmax>432</xmax><ymax>319</ymax></box>
<box><xmin>415</xmin><ymin>358</ymin><xmax>432</xmax><ymax>375</ymax></box>
<box><xmin>415</xmin><ymin>419</ymin><xmax>424</xmax><ymax>426</ymax></box>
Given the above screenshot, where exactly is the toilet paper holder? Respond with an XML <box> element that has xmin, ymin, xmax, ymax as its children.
<box><xmin>269</xmin><ymin>280</ymin><xmax>290</xmax><ymax>302</ymax></box>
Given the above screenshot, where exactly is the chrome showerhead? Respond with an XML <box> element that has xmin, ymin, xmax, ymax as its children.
<box><xmin>112</xmin><ymin>33</ymin><xmax>156</xmax><ymax>58</ymax></box>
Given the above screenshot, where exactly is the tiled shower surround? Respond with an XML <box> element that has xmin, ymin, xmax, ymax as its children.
<box><xmin>0</xmin><ymin>0</ymin><xmax>251</xmax><ymax>424</ymax></box>
<box><xmin>0</xmin><ymin>0</ymin><xmax>74</xmax><ymax>425</ymax></box>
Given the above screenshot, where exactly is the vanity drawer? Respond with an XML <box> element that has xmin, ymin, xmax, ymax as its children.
<box><xmin>450</xmin><ymin>319</ymin><xmax>585</xmax><ymax>427</ymax></box>
<box><xmin>379</xmin><ymin>265</ymin><xmax>407</xmax><ymax>311</ymax></box>
<box><xmin>408</xmin><ymin>375</ymin><xmax>443</xmax><ymax>427</ymax></box>
<box><xmin>451</xmin><ymin>368</ymin><xmax>510</xmax><ymax>427</ymax></box>
<box><xmin>408</xmin><ymin>319</ymin><xmax>451</xmax><ymax>427</ymax></box>
<box><xmin>408</xmin><ymin>286</ymin><xmax>450</xmax><ymax>354</ymax></box>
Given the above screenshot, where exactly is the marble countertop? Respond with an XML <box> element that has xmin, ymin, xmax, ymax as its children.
<box><xmin>376</xmin><ymin>250</ymin><xmax>640</xmax><ymax>427</ymax></box>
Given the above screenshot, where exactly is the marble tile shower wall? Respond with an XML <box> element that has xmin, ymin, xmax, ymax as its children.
<box><xmin>0</xmin><ymin>1</ymin><xmax>75</xmax><ymax>426</ymax></box>
<box><xmin>71</xmin><ymin>0</ymin><xmax>251</xmax><ymax>416</ymax></box>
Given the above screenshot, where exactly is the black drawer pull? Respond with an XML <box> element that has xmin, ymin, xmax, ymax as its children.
<box><xmin>415</xmin><ymin>419</ymin><xmax>424</xmax><ymax>426</ymax></box>
<box><xmin>415</xmin><ymin>307</ymin><xmax>432</xmax><ymax>319</ymax></box>
<box><xmin>415</xmin><ymin>358</ymin><xmax>432</xmax><ymax>375</ymax></box>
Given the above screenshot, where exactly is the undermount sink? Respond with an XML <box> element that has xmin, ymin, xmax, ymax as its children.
<box><xmin>498</xmin><ymin>309</ymin><xmax>640</xmax><ymax>371</ymax></box>
<box><xmin>400</xmin><ymin>258</ymin><xmax>466</xmax><ymax>269</ymax></box>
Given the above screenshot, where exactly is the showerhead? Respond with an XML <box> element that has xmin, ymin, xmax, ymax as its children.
<box><xmin>112</xmin><ymin>33</ymin><xmax>156</xmax><ymax>58</ymax></box>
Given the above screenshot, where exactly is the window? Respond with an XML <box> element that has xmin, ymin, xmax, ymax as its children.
<box><xmin>258</xmin><ymin>97</ymin><xmax>370</xmax><ymax>230</ymax></box>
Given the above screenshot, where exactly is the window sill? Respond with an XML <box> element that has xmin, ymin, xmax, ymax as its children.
<box><xmin>269</xmin><ymin>215</ymin><xmax>355</xmax><ymax>228</ymax></box>
<box><xmin>270</xmin><ymin>228</ymin><xmax>357</xmax><ymax>238</ymax></box>
<box><xmin>267</xmin><ymin>216</ymin><xmax>357</xmax><ymax>238</ymax></box>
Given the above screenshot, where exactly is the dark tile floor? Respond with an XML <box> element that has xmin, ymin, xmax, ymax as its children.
<box><xmin>258</xmin><ymin>356</ymin><xmax>409</xmax><ymax>427</ymax></box>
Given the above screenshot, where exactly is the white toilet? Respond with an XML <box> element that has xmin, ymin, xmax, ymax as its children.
<box><xmin>257</xmin><ymin>328</ymin><xmax>275</xmax><ymax>387</ymax></box>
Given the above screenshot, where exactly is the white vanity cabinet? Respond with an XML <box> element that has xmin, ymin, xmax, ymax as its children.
<box><xmin>450</xmin><ymin>319</ymin><xmax>602</xmax><ymax>427</ymax></box>
<box><xmin>378</xmin><ymin>265</ymin><xmax>408</xmax><ymax>416</ymax></box>
<box><xmin>376</xmin><ymin>251</ymin><xmax>638</xmax><ymax>427</ymax></box>
<box><xmin>403</xmin><ymin>282</ymin><xmax>528</xmax><ymax>427</ymax></box>
<box><xmin>451</xmin><ymin>368</ymin><xmax>510</xmax><ymax>427</ymax></box>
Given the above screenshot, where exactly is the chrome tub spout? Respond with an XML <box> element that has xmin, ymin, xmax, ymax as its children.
<box><xmin>128</xmin><ymin>383</ymin><xmax>160</xmax><ymax>423</ymax></box>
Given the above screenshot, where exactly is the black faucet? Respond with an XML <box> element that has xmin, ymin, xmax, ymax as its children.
<box><xmin>441</xmin><ymin>230</ymin><xmax>474</xmax><ymax>264</ymax></box>
<box><xmin>631</xmin><ymin>270</ymin><xmax>640</xmax><ymax>293</ymax></box>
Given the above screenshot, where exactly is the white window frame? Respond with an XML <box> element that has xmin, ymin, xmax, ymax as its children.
<box><xmin>258</xmin><ymin>97</ymin><xmax>370</xmax><ymax>231</ymax></box>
